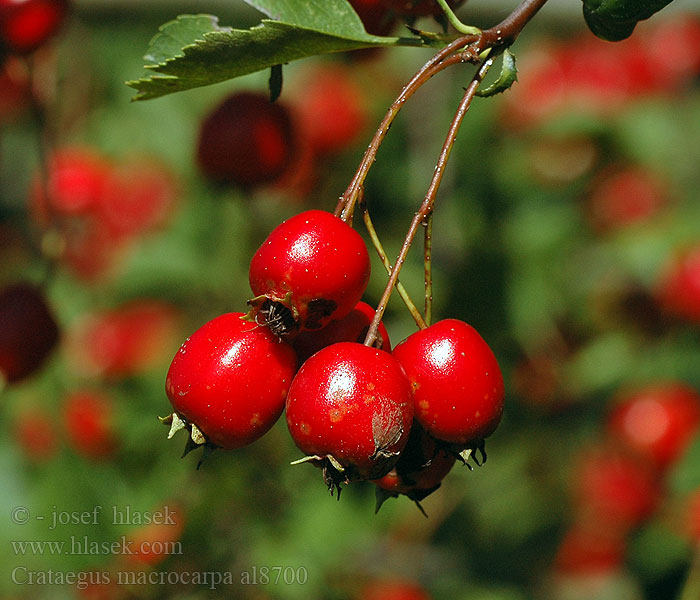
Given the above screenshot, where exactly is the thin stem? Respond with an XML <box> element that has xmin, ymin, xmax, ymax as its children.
<box><xmin>360</xmin><ymin>199</ymin><xmax>427</xmax><ymax>330</ymax></box>
<box><xmin>364</xmin><ymin>57</ymin><xmax>495</xmax><ymax>347</ymax></box>
<box><xmin>480</xmin><ymin>0</ymin><xmax>551</xmax><ymax>47</ymax></box>
<box><xmin>435</xmin><ymin>0</ymin><xmax>481</xmax><ymax>35</ymax></box>
<box><xmin>334</xmin><ymin>35</ymin><xmax>480</xmax><ymax>222</ymax></box>
<box><xmin>423</xmin><ymin>211</ymin><xmax>434</xmax><ymax>327</ymax></box>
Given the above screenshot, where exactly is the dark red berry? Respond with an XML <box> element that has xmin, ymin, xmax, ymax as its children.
<box><xmin>292</xmin><ymin>301</ymin><xmax>391</xmax><ymax>364</ymax></box>
<box><xmin>196</xmin><ymin>91</ymin><xmax>295</xmax><ymax>187</ymax></box>
<box><xmin>285</xmin><ymin>342</ymin><xmax>413</xmax><ymax>494</ymax></box>
<box><xmin>0</xmin><ymin>0</ymin><xmax>69</xmax><ymax>56</ymax></box>
<box><xmin>348</xmin><ymin>0</ymin><xmax>397</xmax><ymax>36</ymax></box>
<box><xmin>248</xmin><ymin>209</ymin><xmax>371</xmax><ymax>334</ymax></box>
<box><xmin>164</xmin><ymin>312</ymin><xmax>297</xmax><ymax>454</ymax></box>
<box><xmin>372</xmin><ymin>423</ymin><xmax>456</xmax><ymax>514</ymax></box>
<box><xmin>607</xmin><ymin>382</ymin><xmax>700</xmax><ymax>471</ymax></box>
<box><xmin>392</xmin><ymin>319</ymin><xmax>504</xmax><ymax>453</ymax></box>
<box><xmin>0</xmin><ymin>282</ymin><xmax>59</xmax><ymax>385</ymax></box>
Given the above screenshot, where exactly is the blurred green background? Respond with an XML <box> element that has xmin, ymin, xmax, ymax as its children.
<box><xmin>3</xmin><ymin>1</ymin><xmax>700</xmax><ymax>599</ymax></box>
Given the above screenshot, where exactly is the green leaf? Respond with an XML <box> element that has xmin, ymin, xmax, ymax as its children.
<box><xmin>126</xmin><ymin>1</ymin><xmax>432</xmax><ymax>101</ymax></box>
<box><xmin>582</xmin><ymin>0</ymin><xmax>675</xmax><ymax>41</ymax></box>
<box><xmin>475</xmin><ymin>48</ymin><xmax>517</xmax><ymax>97</ymax></box>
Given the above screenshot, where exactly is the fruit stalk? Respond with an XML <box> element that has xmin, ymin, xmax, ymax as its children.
<box><xmin>364</xmin><ymin>56</ymin><xmax>494</xmax><ymax>347</ymax></box>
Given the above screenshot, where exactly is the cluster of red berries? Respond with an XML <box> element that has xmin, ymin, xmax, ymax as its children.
<box><xmin>30</xmin><ymin>146</ymin><xmax>178</xmax><ymax>281</ymax></box>
<box><xmin>164</xmin><ymin>208</ymin><xmax>504</xmax><ymax>508</ymax></box>
<box><xmin>554</xmin><ymin>382</ymin><xmax>700</xmax><ymax>579</ymax></box>
<box><xmin>501</xmin><ymin>14</ymin><xmax>700</xmax><ymax>129</ymax></box>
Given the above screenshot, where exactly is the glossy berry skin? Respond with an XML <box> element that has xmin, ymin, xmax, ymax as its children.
<box><xmin>249</xmin><ymin>210</ymin><xmax>371</xmax><ymax>333</ymax></box>
<box><xmin>607</xmin><ymin>382</ymin><xmax>700</xmax><ymax>471</ymax></box>
<box><xmin>63</xmin><ymin>389</ymin><xmax>117</xmax><ymax>460</ymax></box>
<box><xmin>0</xmin><ymin>0</ymin><xmax>69</xmax><ymax>56</ymax></box>
<box><xmin>392</xmin><ymin>319</ymin><xmax>504</xmax><ymax>447</ymax></box>
<box><xmin>196</xmin><ymin>91</ymin><xmax>295</xmax><ymax>187</ymax></box>
<box><xmin>380</xmin><ymin>0</ymin><xmax>465</xmax><ymax>17</ymax></box>
<box><xmin>165</xmin><ymin>312</ymin><xmax>297</xmax><ymax>449</ymax></box>
<box><xmin>0</xmin><ymin>282</ymin><xmax>59</xmax><ymax>384</ymax></box>
<box><xmin>657</xmin><ymin>244</ymin><xmax>700</xmax><ymax>324</ymax></box>
<box><xmin>292</xmin><ymin>301</ymin><xmax>391</xmax><ymax>364</ymax></box>
<box><xmin>286</xmin><ymin>342</ymin><xmax>413</xmax><ymax>486</ymax></box>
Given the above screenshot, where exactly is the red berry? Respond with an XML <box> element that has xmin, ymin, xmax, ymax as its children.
<box><xmin>348</xmin><ymin>0</ymin><xmax>397</xmax><ymax>37</ymax></box>
<box><xmin>248</xmin><ymin>209</ymin><xmax>371</xmax><ymax>334</ymax></box>
<box><xmin>656</xmin><ymin>244</ymin><xmax>700</xmax><ymax>324</ymax></box>
<box><xmin>392</xmin><ymin>319</ymin><xmax>504</xmax><ymax>453</ymax></box>
<box><xmin>607</xmin><ymin>382</ymin><xmax>700</xmax><ymax>471</ymax></box>
<box><xmin>0</xmin><ymin>282</ymin><xmax>59</xmax><ymax>384</ymax></box>
<box><xmin>359</xmin><ymin>579</ymin><xmax>432</xmax><ymax>600</ymax></box>
<box><xmin>67</xmin><ymin>299</ymin><xmax>181</xmax><ymax>379</ymax></box>
<box><xmin>372</xmin><ymin>423</ymin><xmax>456</xmax><ymax>514</ymax></box>
<box><xmin>30</xmin><ymin>146</ymin><xmax>111</xmax><ymax>225</ymax></box>
<box><xmin>554</xmin><ymin>523</ymin><xmax>626</xmax><ymax>575</ymax></box>
<box><xmin>380</xmin><ymin>0</ymin><xmax>465</xmax><ymax>17</ymax></box>
<box><xmin>292</xmin><ymin>63</ymin><xmax>369</xmax><ymax>155</ymax></box>
<box><xmin>0</xmin><ymin>0</ymin><xmax>69</xmax><ymax>56</ymax></box>
<box><xmin>285</xmin><ymin>342</ymin><xmax>413</xmax><ymax>493</ymax></box>
<box><xmin>292</xmin><ymin>301</ymin><xmax>391</xmax><ymax>364</ymax></box>
<box><xmin>586</xmin><ymin>166</ymin><xmax>669</xmax><ymax>232</ymax></box>
<box><xmin>570</xmin><ymin>446</ymin><xmax>661</xmax><ymax>534</ymax></box>
<box><xmin>196</xmin><ymin>91</ymin><xmax>295</xmax><ymax>187</ymax></box>
<box><xmin>63</xmin><ymin>389</ymin><xmax>117</xmax><ymax>460</ymax></box>
<box><xmin>13</xmin><ymin>407</ymin><xmax>58</xmax><ymax>461</ymax></box>
<box><xmin>98</xmin><ymin>157</ymin><xmax>178</xmax><ymax>239</ymax></box>
<box><xmin>165</xmin><ymin>312</ymin><xmax>297</xmax><ymax>452</ymax></box>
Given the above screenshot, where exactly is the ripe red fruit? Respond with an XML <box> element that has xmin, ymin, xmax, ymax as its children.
<box><xmin>98</xmin><ymin>157</ymin><xmax>178</xmax><ymax>239</ymax></box>
<box><xmin>359</xmin><ymin>579</ymin><xmax>432</xmax><ymax>600</ymax></box>
<box><xmin>380</xmin><ymin>0</ymin><xmax>466</xmax><ymax>17</ymax></box>
<box><xmin>66</xmin><ymin>300</ymin><xmax>181</xmax><ymax>379</ymax></box>
<box><xmin>0</xmin><ymin>282</ymin><xmax>59</xmax><ymax>385</ymax></box>
<box><xmin>0</xmin><ymin>0</ymin><xmax>69</xmax><ymax>56</ymax></box>
<box><xmin>607</xmin><ymin>382</ymin><xmax>700</xmax><ymax>471</ymax></box>
<box><xmin>554</xmin><ymin>523</ymin><xmax>626</xmax><ymax>575</ymax></box>
<box><xmin>63</xmin><ymin>389</ymin><xmax>117</xmax><ymax>460</ymax></box>
<box><xmin>656</xmin><ymin>244</ymin><xmax>700</xmax><ymax>324</ymax></box>
<box><xmin>586</xmin><ymin>166</ymin><xmax>669</xmax><ymax>232</ymax></box>
<box><xmin>30</xmin><ymin>146</ymin><xmax>111</xmax><ymax>225</ymax></box>
<box><xmin>570</xmin><ymin>446</ymin><xmax>661</xmax><ymax>534</ymax></box>
<box><xmin>373</xmin><ymin>423</ymin><xmax>456</xmax><ymax>514</ymax></box>
<box><xmin>285</xmin><ymin>342</ymin><xmax>413</xmax><ymax>493</ymax></box>
<box><xmin>292</xmin><ymin>301</ymin><xmax>391</xmax><ymax>364</ymax></box>
<box><xmin>13</xmin><ymin>407</ymin><xmax>58</xmax><ymax>461</ymax></box>
<box><xmin>392</xmin><ymin>319</ymin><xmax>504</xmax><ymax>455</ymax></box>
<box><xmin>348</xmin><ymin>0</ymin><xmax>397</xmax><ymax>37</ymax></box>
<box><xmin>196</xmin><ymin>91</ymin><xmax>295</xmax><ymax>187</ymax></box>
<box><xmin>164</xmin><ymin>312</ymin><xmax>297</xmax><ymax>454</ymax></box>
<box><xmin>248</xmin><ymin>209</ymin><xmax>371</xmax><ymax>334</ymax></box>
<box><xmin>292</xmin><ymin>63</ymin><xmax>369</xmax><ymax>155</ymax></box>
